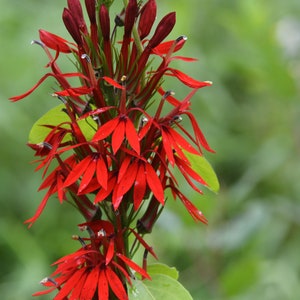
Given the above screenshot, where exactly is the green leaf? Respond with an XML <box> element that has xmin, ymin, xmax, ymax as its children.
<box><xmin>128</xmin><ymin>263</ymin><xmax>193</xmax><ymax>300</ymax></box>
<box><xmin>147</xmin><ymin>263</ymin><xmax>179</xmax><ymax>280</ymax></box>
<box><xmin>28</xmin><ymin>104</ymin><xmax>95</xmax><ymax>144</ymax></box>
<box><xmin>183</xmin><ymin>150</ymin><xmax>220</xmax><ymax>193</ymax></box>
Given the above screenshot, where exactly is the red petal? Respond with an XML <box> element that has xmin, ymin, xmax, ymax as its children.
<box><xmin>138</xmin><ymin>116</ymin><xmax>153</xmax><ymax>140</ymax></box>
<box><xmin>114</xmin><ymin>162</ymin><xmax>138</xmax><ymax>209</ymax></box>
<box><xmin>176</xmin><ymin>156</ymin><xmax>207</xmax><ymax>186</ymax></box>
<box><xmin>133</xmin><ymin>164</ymin><xmax>147</xmax><ymax>210</ymax></box>
<box><xmin>39</xmin><ymin>29</ymin><xmax>74</xmax><ymax>53</ymax></box>
<box><xmin>184</xmin><ymin>111</ymin><xmax>215</xmax><ymax>153</ymax></box>
<box><xmin>54</xmin><ymin>86</ymin><xmax>92</xmax><ymax>97</ymax></box>
<box><xmin>78</xmin><ymin>158</ymin><xmax>97</xmax><ymax>193</ymax></box>
<box><xmin>57</xmin><ymin>173</ymin><xmax>66</xmax><ymax>203</ymax></box>
<box><xmin>161</xmin><ymin>129</ymin><xmax>175</xmax><ymax>166</ymax></box>
<box><xmin>94</xmin><ymin>175</ymin><xmax>116</xmax><ymax>204</ymax></box>
<box><xmin>96</xmin><ymin>156</ymin><xmax>108</xmax><ymax>190</ymax></box>
<box><xmin>168</xmin><ymin>127</ymin><xmax>199</xmax><ymax>155</ymax></box>
<box><xmin>111</xmin><ymin>261</ymin><xmax>131</xmax><ymax>284</ymax></box>
<box><xmin>117</xmin><ymin>253</ymin><xmax>151</xmax><ymax>280</ymax></box>
<box><xmin>166</xmin><ymin>68</ymin><xmax>212</xmax><ymax>89</ymax></box>
<box><xmin>38</xmin><ymin>169</ymin><xmax>57</xmax><ymax>190</ymax></box>
<box><xmin>102</xmin><ymin>76</ymin><xmax>124</xmax><ymax>89</ymax></box>
<box><xmin>112</xmin><ymin>119</ymin><xmax>125</xmax><ymax>154</ymax></box>
<box><xmin>152</xmin><ymin>38</ymin><xmax>186</xmax><ymax>56</ymax></box>
<box><xmin>33</xmin><ymin>288</ymin><xmax>57</xmax><ymax>297</ymax></box>
<box><xmin>117</xmin><ymin>156</ymin><xmax>131</xmax><ymax>184</ymax></box>
<box><xmin>98</xmin><ymin>270</ymin><xmax>109</xmax><ymax>300</ymax></box>
<box><xmin>105</xmin><ymin>239</ymin><xmax>115</xmax><ymax>265</ymax></box>
<box><xmin>128</xmin><ymin>228</ymin><xmax>158</xmax><ymax>259</ymax></box>
<box><xmin>170</xmin><ymin>56</ymin><xmax>198</xmax><ymax>62</ymax></box>
<box><xmin>79</xmin><ymin>267</ymin><xmax>99</xmax><ymax>300</ymax></box>
<box><xmin>176</xmin><ymin>190</ymin><xmax>208</xmax><ymax>224</ymax></box>
<box><xmin>69</xmin><ymin>271</ymin><xmax>88</xmax><ymax>300</ymax></box>
<box><xmin>9</xmin><ymin>73</ymin><xmax>55</xmax><ymax>102</ymax></box>
<box><xmin>145</xmin><ymin>163</ymin><xmax>165</xmax><ymax>205</ymax></box>
<box><xmin>93</xmin><ymin>117</ymin><xmax>119</xmax><ymax>142</ymax></box>
<box><xmin>53</xmin><ymin>268</ymin><xmax>86</xmax><ymax>300</ymax></box>
<box><xmin>125</xmin><ymin>118</ymin><xmax>140</xmax><ymax>154</ymax></box>
<box><xmin>24</xmin><ymin>183</ymin><xmax>56</xmax><ymax>228</ymax></box>
<box><xmin>63</xmin><ymin>156</ymin><xmax>92</xmax><ymax>188</ymax></box>
<box><xmin>158</xmin><ymin>87</ymin><xmax>180</xmax><ymax>107</ymax></box>
<box><xmin>105</xmin><ymin>267</ymin><xmax>128</xmax><ymax>300</ymax></box>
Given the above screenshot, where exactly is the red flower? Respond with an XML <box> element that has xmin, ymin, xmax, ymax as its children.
<box><xmin>11</xmin><ymin>1</ymin><xmax>217</xmax><ymax>297</ymax></box>
<box><xmin>34</xmin><ymin>221</ymin><xmax>151</xmax><ymax>300</ymax></box>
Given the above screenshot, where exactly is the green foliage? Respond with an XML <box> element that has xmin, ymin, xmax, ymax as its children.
<box><xmin>183</xmin><ymin>150</ymin><xmax>219</xmax><ymax>193</ymax></box>
<box><xmin>29</xmin><ymin>104</ymin><xmax>95</xmax><ymax>144</ymax></box>
<box><xmin>128</xmin><ymin>263</ymin><xmax>192</xmax><ymax>300</ymax></box>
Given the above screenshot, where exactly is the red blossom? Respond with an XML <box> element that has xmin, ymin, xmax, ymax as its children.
<box><xmin>34</xmin><ymin>221</ymin><xmax>151</xmax><ymax>299</ymax></box>
<box><xmin>11</xmin><ymin>0</ymin><xmax>216</xmax><ymax>297</ymax></box>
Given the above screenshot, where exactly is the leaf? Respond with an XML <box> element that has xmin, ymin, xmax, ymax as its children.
<box><xmin>28</xmin><ymin>105</ymin><xmax>70</xmax><ymax>144</ymax></box>
<box><xmin>183</xmin><ymin>150</ymin><xmax>220</xmax><ymax>193</ymax></box>
<box><xmin>128</xmin><ymin>263</ymin><xmax>192</xmax><ymax>300</ymax></box>
<box><xmin>147</xmin><ymin>263</ymin><xmax>179</xmax><ymax>280</ymax></box>
<box><xmin>29</xmin><ymin>104</ymin><xmax>96</xmax><ymax>144</ymax></box>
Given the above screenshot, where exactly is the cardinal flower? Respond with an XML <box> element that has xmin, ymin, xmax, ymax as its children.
<box><xmin>34</xmin><ymin>221</ymin><xmax>151</xmax><ymax>300</ymax></box>
<box><xmin>11</xmin><ymin>0</ymin><xmax>217</xmax><ymax>298</ymax></box>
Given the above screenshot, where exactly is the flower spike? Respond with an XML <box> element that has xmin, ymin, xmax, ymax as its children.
<box><xmin>11</xmin><ymin>0</ymin><xmax>217</xmax><ymax>298</ymax></box>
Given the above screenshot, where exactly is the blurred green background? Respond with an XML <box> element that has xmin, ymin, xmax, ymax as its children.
<box><xmin>1</xmin><ymin>0</ymin><xmax>300</xmax><ymax>299</ymax></box>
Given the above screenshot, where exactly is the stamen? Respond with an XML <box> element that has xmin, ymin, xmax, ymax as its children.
<box><xmin>163</xmin><ymin>90</ymin><xmax>175</xmax><ymax>99</ymax></box>
<box><xmin>31</xmin><ymin>40</ymin><xmax>45</xmax><ymax>48</ymax></box>
<box><xmin>93</xmin><ymin>115</ymin><xmax>101</xmax><ymax>127</ymax></box>
<box><xmin>97</xmin><ymin>229</ymin><xmax>106</xmax><ymax>237</ymax></box>
<box><xmin>139</xmin><ymin>116</ymin><xmax>148</xmax><ymax>129</ymax></box>
<box><xmin>81</xmin><ymin>53</ymin><xmax>91</xmax><ymax>64</ymax></box>
<box><xmin>72</xmin><ymin>235</ymin><xmax>86</xmax><ymax>247</ymax></box>
<box><xmin>37</xmin><ymin>142</ymin><xmax>52</xmax><ymax>150</ymax></box>
<box><xmin>78</xmin><ymin>224</ymin><xmax>87</xmax><ymax>231</ymax></box>
<box><xmin>172</xmin><ymin>115</ymin><xmax>183</xmax><ymax>122</ymax></box>
<box><xmin>176</xmin><ymin>35</ymin><xmax>187</xmax><ymax>43</ymax></box>
<box><xmin>53</xmin><ymin>94</ymin><xmax>67</xmax><ymax>104</ymax></box>
<box><xmin>115</xmin><ymin>12</ymin><xmax>125</xmax><ymax>27</ymax></box>
<box><xmin>77</xmin><ymin>224</ymin><xmax>95</xmax><ymax>241</ymax></box>
<box><xmin>40</xmin><ymin>277</ymin><xmax>58</xmax><ymax>286</ymax></box>
<box><xmin>94</xmin><ymin>67</ymin><xmax>103</xmax><ymax>79</ymax></box>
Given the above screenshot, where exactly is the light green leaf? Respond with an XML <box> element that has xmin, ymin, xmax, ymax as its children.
<box><xmin>183</xmin><ymin>150</ymin><xmax>220</xmax><ymax>193</ymax></box>
<box><xmin>129</xmin><ymin>263</ymin><xmax>193</xmax><ymax>300</ymax></box>
<box><xmin>28</xmin><ymin>104</ymin><xmax>95</xmax><ymax>144</ymax></box>
<box><xmin>147</xmin><ymin>263</ymin><xmax>179</xmax><ymax>280</ymax></box>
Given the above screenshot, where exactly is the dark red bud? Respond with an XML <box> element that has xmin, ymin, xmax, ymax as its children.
<box><xmin>99</xmin><ymin>4</ymin><xmax>110</xmax><ymax>41</ymax></box>
<box><xmin>67</xmin><ymin>0</ymin><xmax>87</xmax><ymax>34</ymax></box>
<box><xmin>85</xmin><ymin>0</ymin><xmax>96</xmax><ymax>24</ymax></box>
<box><xmin>124</xmin><ymin>0</ymin><xmax>138</xmax><ymax>38</ymax></box>
<box><xmin>62</xmin><ymin>8</ymin><xmax>82</xmax><ymax>46</ymax></box>
<box><xmin>148</xmin><ymin>12</ymin><xmax>176</xmax><ymax>49</ymax></box>
<box><xmin>138</xmin><ymin>0</ymin><xmax>157</xmax><ymax>40</ymax></box>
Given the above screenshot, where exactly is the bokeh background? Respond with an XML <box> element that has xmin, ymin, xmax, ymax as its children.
<box><xmin>1</xmin><ymin>0</ymin><xmax>300</xmax><ymax>299</ymax></box>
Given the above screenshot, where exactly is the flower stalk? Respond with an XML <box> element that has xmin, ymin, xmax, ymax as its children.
<box><xmin>10</xmin><ymin>0</ymin><xmax>217</xmax><ymax>299</ymax></box>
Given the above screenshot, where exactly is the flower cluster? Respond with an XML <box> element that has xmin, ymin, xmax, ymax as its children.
<box><xmin>11</xmin><ymin>0</ymin><xmax>215</xmax><ymax>299</ymax></box>
<box><xmin>33</xmin><ymin>221</ymin><xmax>155</xmax><ymax>299</ymax></box>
